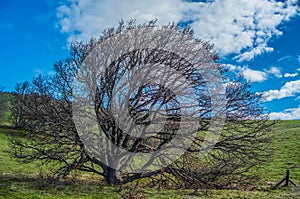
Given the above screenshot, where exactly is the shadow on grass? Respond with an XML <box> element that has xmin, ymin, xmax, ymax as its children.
<box><xmin>0</xmin><ymin>173</ymin><xmax>120</xmax><ymax>199</ymax></box>
<box><xmin>1</xmin><ymin>173</ymin><xmax>36</xmax><ymax>184</ymax></box>
<box><xmin>0</xmin><ymin>126</ymin><xmax>28</xmax><ymax>138</ymax></box>
<box><xmin>0</xmin><ymin>172</ymin><xmax>106</xmax><ymax>190</ymax></box>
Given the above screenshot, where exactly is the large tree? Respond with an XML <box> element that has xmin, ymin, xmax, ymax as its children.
<box><xmin>10</xmin><ymin>21</ymin><xmax>274</xmax><ymax>186</ymax></box>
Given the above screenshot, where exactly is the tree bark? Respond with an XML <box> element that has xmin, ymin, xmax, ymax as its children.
<box><xmin>104</xmin><ymin>167</ymin><xmax>123</xmax><ymax>185</ymax></box>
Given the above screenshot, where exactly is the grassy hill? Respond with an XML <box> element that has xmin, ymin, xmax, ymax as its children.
<box><xmin>261</xmin><ymin>120</ymin><xmax>300</xmax><ymax>186</ymax></box>
<box><xmin>0</xmin><ymin>120</ymin><xmax>299</xmax><ymax>198</ymax></box>
<box><xmin>0</xmin><ymin>92</ymin><xmax>14</xmax><ymax>126</ymax></box>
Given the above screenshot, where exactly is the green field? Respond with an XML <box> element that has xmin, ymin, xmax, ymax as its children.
<box><xmin>0</xmin><ymin>121</ymin><xmax>299</xmax><ymax>198</ymax></box>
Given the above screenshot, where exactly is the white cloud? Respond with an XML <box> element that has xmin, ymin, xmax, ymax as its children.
<box><xmin>269</xmin><ymin>105</ymin><xmax>300</xmax><ymax>120</ymax></box>
<box><xmin>263</xmin><ymin>79</ymin><xmax>300</xmax><ymax>101</ymax></box>
<box><xmin>56</xmin><ymin>0</ymin><xmax>189</xmax><ymax>42</ymax></box>
<box><xmin>241</xmin><ymin>67</ymin><xmax>267</xmax><ymax>82</ymax></box>
<box><xmin>188</xmin><ymin>0</ymin><xmax>299</xmax><ymax>61</ymax></box>
<box><xmin>56</xmin><ymin>0</ymin><xmax>299</xmax><ymax>61</ymax></box>
<box><xmin>227</xmin><ymin>65</ymin><xmax>282</xmax><ymax>82</ymax></box>
<box><xmin>298</xmin><ymin>55</ymin><xmax>300</xmax><ymax>62</ymax></box>
<box><xmin>225</xmin><ymin>63</ymin><xmax>237</xmax><ymax>71</ymax></box>
<box><xmin>266</xmin><ymin>66</ymin><xmax>282</xmax><ymax>78</ymax></box>
<box><xmin>277</xmin><ymin>55</ymin><xmax>293</xmax><ymax>62</ymax></box>
<box><xmin>235</xmin><ymin>45</ymin><xmax>274</xmax><ymax>62</ymax></box>
<box><xmin>283</xmin><ymin>72</ymin><xmax>298</xmax><ymax>78</ymax></box>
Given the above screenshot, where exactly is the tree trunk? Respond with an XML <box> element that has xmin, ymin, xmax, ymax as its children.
<box><xmin>104</xmin><ymin>167</ymin><xmax>123</xmax><ymax>185</ymax></box>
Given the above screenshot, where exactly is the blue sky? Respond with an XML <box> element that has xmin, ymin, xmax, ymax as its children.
<box><xmin>0</xmin><ymin>0</ymin><xmax>300</xmax><ymax>119</ymax></box>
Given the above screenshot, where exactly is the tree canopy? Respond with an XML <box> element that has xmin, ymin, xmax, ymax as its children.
<box><xmin>10</xmin><ymin>21</ymin><xmax>274</xmax><ymax>187</ymax></box>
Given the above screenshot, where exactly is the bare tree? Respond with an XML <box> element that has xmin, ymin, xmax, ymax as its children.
<box><xmin>11</xmin><ymin>82</ymin><xmax>30</xmax><ymax>128</ymax></box>
<box><xmin>9</xmin><ymin>21</ymin><xmax>274</xmax><ymax>186</ymax></box>
<box><xmin>165</xmin><ymin>77</ymin><xmax>274</xmax><ymax>189</ymax></box>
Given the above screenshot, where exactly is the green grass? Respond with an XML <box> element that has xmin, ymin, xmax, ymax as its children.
<box><xmin>259</xmin><ymin>121</ymin><xmax>300</xmax><ymax>186</ymax></box>
<box><xmin>0</xmin><ymin>121</ymin><xmax>300</xmax><ymax>198</ymax></box>
<box><xmin>0</xmin><ymin>127</ymin><xmax>40</xmax><ymax>175</ymax></box>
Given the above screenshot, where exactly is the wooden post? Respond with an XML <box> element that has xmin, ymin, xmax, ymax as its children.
<box><xmin>284</xmin><ymin>170</ymin><xmax>290</xmax><ymax>187</ymax></box>
<box><xmin>272</xmin><ymin>170</ymin><xmax>297</xmax><ymax>190</ymax></box>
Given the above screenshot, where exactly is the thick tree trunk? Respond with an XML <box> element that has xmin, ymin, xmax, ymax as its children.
<box><xmin>104</xmin><ymin>167</ymin><xmax>123</xmax><ymax>185</ymax></box>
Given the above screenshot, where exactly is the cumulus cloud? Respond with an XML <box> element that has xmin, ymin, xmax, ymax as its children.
<box><xmin>227</xmin><ymin>64</ymin><xmax>283</xmax><ymax>82</ymax></box>
<box><xmin>283</xmin><ymin>72</ymin><xmax>298</xmax><ymax>78</ymax></box>
<box><xmin>56</xmin><ymin>0</ymin><xmax>189</xmax><ymax>42</ymax></box>
<box><xmin>241</xmin><ymin>67</ymin><xmax>267</xmax><ymax>82</ymax></box>
<box><xmin>269</xmin><ymin>105</ymin><xmax>300</xmax><ymax>120</ymax></box>
<box><xmin>187</xmin><ymin>0</ymin><xmax>299</xmax><ymax>61</ymax></box>
<box><xmin>266</xmin><ymin>67</ymin><xmax>282</xmax><ymax>78</ymax></box>
<box><xmin>56</xmin><ymin>0</ymin><xmax>299</xmax><ymax>61</ymax></box>
<box><xmin>263</xmin><ymin>79</ymin><xmax>300</xmax><ymax>101</ymax></box>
